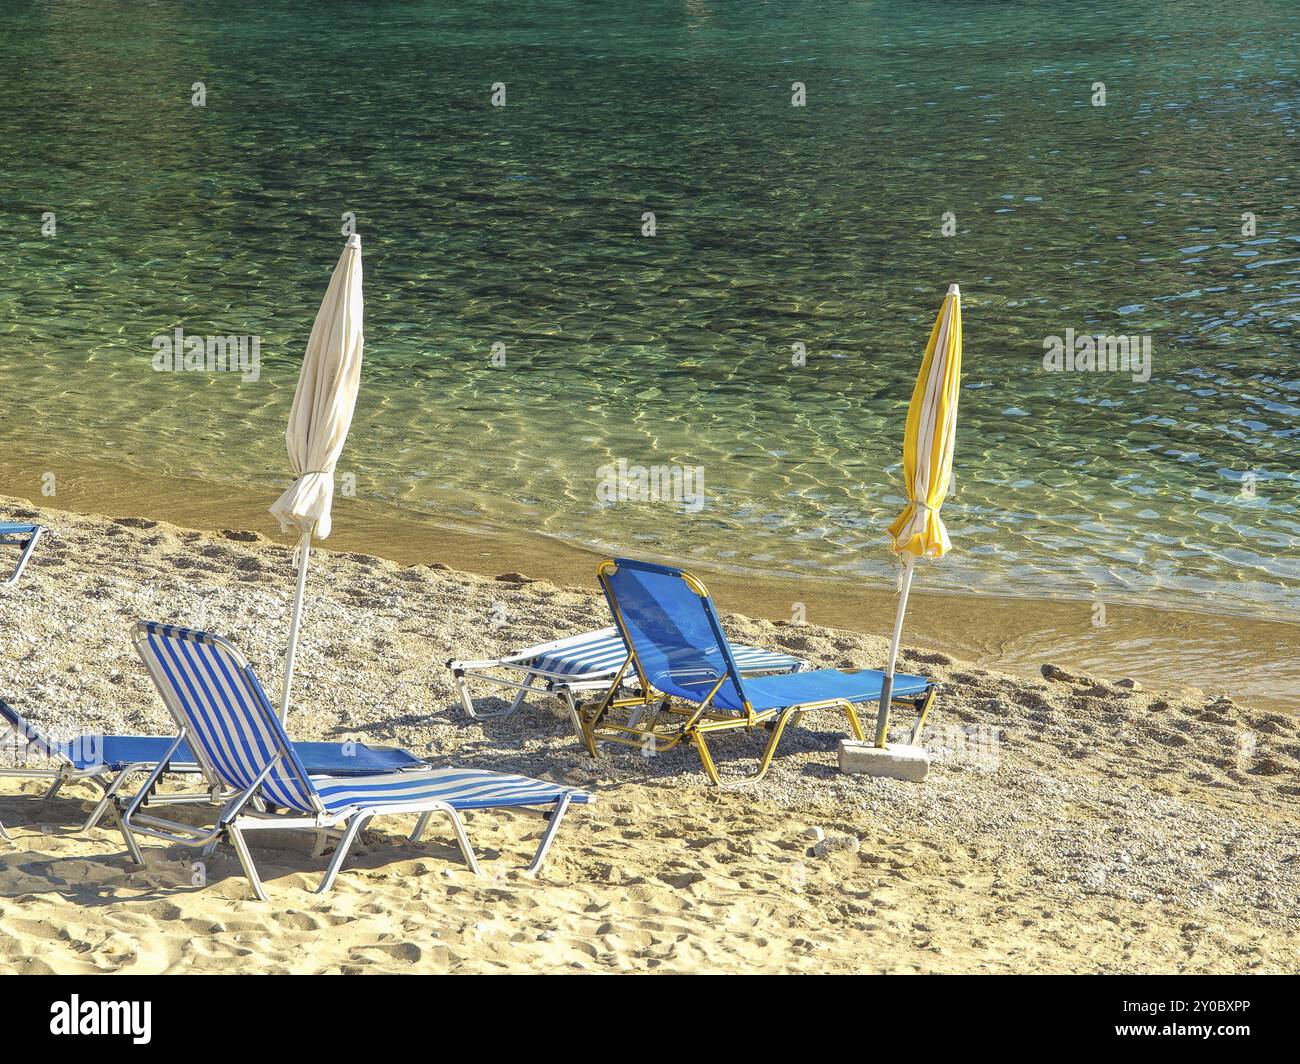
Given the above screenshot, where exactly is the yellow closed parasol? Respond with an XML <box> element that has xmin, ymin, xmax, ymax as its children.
<box><xmin>877</xmin><ymin>283</ymin><xmax>962</xmax><ymax>745</ymax></box>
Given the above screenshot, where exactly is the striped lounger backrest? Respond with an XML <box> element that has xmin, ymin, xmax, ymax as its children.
<box><xmin>132</xmin><ymin>622</ymin><xmax>320</xmax><ymax>815</ymax></box>
<box><xmin>530</xmin><ymin>628</ymin><xmax>629</xmax><ymax>677</ymax></box>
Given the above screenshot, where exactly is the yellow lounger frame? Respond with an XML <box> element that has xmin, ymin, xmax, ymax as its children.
<box><xmin>580</xmin><ymin>560</ymin><xmax>938</xmax><ymax>786</ymax></box>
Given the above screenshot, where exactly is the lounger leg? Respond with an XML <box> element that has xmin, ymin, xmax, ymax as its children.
<box><xmin>692</xmin><ymin>706</ymin><xmax>802</xmax><ymax>787</ymax></box>
<box><xmin>691</xmin><ymin>730</ymin><xmax>723</xmax><ymax>786</ymax></box>
<box><xmin>447</xmin><ymin>809</ymin><xmax>482</xmax><ymax>876</ymax></box>
<box><xmin>81</xmin><ymin>767</ymin><xmax>143</xmax><ymax>832</ymax></box>
<box><xmin>526</xmin><ymin>794</ymin><xmax>572</xmax><ymax>875</ymax></box>
<box><xmin>578</xmin><ymin>710</ymin><xmax>600</xmax><ymax>759</ymax></box>
<box><xmin>577</xmin><ymin>702</ymin><xmax>600</xmax><ymax>759</ymax></box>
<box><xmin>457</xmin><ymin>670</ymin><xmax>537</xmax><ymax>720</ymax></box>
<box><xmin>2</xmin><ymin>526</ymin><xmax>41</xmax><ymax>586</ymax></box>
<box><xmin>506</xmin><ymin>676</ymin><xmax>534</xmax><ymax>715</ymax></box>
<box><xmin>40</xmin><ymin>774</ymin><xmax>68</xmax><ymax>803</ymax></box>
<box><xmin>311</xmin><ymin>828</ymin><xmax>343</xmax><ymax>858</ymax></box>
<box><xmin>627</xmin><ymin>695</ymin><xmax>665</xmax><ymax>732</ymax></box>
<box><xmin>408</xmin><ymin>807</ymin><xmax>483</xmax><ymax>876</ymax></box>
<box><xmin>317</xmin><ymin>815</ymin><xmax>369</xmax><ymax>894</ymax></box>
<box><xmin>408</xmin><ymin>811</ymin><xmax>431</xmax><ymax>844</ymax></box>
<box><xmin>118</xmin><ymin>815</ymin><xmax>146</xmax><ymax>867</ymax></box>
<box><xmin>560</xmin><ymin>689</ymin><xmax>585</xmax><ymax>743</ymax></box>
<box><xmin>82</xmin><ymin>781</ymin><xmax>117</xmax><ymax>832</ymax></box>
<box><xmin>98</xmin><ymin>794</ymin><xmax>134</xmax><ymax>844</ymax></box>
<box><xmin>752</xmin><ymin>707</ymin><xmax>800</xmax><ymax>783</ymax></box>
<box><xmin>909</xmin><ymin>686</ymin><xmax>938</xmax><ymax>744</ymax></box>
<box><xmin>226</xmin><ymin>824</ymin><xmax>269</xmax><ymax>902</ymax></box>
<box><xmin>578</xmin><ymin>653</ymin><xmax>635</xmax><ymax>758</ymax></box>
<box><xmin>185</xmin><ymin>794</ymin><xmax>239</xmax><ymax>862</ymax></box>
<box><xmin>119</xmin><ymin>735</ymin><xmax>183</xmax><ymax>836</ymax></box>
<box><xmin>454</xmin><ymin>671</ymin><xmax>482</xmax><ymax>717</ymax></box>
<box><xmin>115</xmin><ymin>767</ymin><xmax>154</xmax><ymax>866</ymax></box>
<box><xmin>840</xmin><ymin>700</ymin><xmax>867</xmax><ymax>743</ymax></box>
<box><xmin>0</xmin><ymin>820</ymin><xmax>10</xmax><ymax>842</ymax></box>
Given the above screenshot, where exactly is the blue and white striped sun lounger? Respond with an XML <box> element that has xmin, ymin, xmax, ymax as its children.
<box><xmin>0</xmin><ymin>695</ymin><xmax>425</xmax><ymax>840</ymax></box>
<box><xmin>123</xmin><ymin>622</ymin><xmax>592</xmax><ymax>899</ymax></box>
<box><xmin>449</xmin><ymin>626</ymin><xmax>807</xmax><ymax>738</ymax></box>
<box><xmin>0</xmin><ymin>523</ymin><xmax>42</xmax><ymax>587</ymax></box>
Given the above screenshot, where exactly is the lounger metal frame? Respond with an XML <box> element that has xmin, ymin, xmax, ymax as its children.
<box><xmin>450</xmin><ymin>628</ymin><xmax>809</xmax><ymax>744</ymax></box>
<box><xmin>0</xmin><ymin>524</ymin><xmax>42</xmax><ymax>588</ymax></box>
<box><xmin>123</xmin><ymin>623</ymin><xmax>587</xmax><ymax>900</ymax></box>
<box><xmin>0</xmin><ymin>701</ymin><xmax>184</xmax><ymax>841</ymax></box>
<box><xmin>448</xmin><ymin>629</ymin><xmax>625</xmax><ymax>739</ymax></box>
<box><xmin>581</xmin><ymin>559</ymin><xmax>938</xmax><ymax>786</ymax></box>
<box><xmin>0</xmin><ymin>698</ymin><xmax>428</xmax><ymax>842</ymax></box>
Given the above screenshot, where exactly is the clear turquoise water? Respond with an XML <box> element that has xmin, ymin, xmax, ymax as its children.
<box><xmin>1</xmin><ymin>0</ymin><xmax>1298</xmax><ymax>618</ymax></box>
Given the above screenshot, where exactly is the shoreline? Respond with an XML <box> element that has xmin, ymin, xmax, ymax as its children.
<box><xmin>0</xmin><ymin>498</ymin><xmax>1296</xmax><ymax>973</ymax></box>
<box><xmin>1</xmin><ymin>452</ymin><xmax>1295</xmax><ymax>715</ymax></box>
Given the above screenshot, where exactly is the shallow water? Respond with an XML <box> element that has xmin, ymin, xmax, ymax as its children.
<box><xmin>1</xmin><ymin>0</ymin><xmax>1298</xmax><ymax>623</ymax></box>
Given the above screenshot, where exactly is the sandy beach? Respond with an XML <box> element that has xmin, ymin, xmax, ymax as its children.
<box><xmin>1</xmin><ymin>496</ymin><xmax>1296</xmax><ymax>974</ymax></box>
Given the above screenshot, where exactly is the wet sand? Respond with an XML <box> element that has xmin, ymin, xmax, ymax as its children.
<box><xmin>1</xmin><ymin>451</ymin><xmax>1295</xmax><ymax>714</ymax></box>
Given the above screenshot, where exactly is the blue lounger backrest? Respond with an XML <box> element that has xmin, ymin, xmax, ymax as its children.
<box><xmin>133</xmin><ymin>622</ymin><xmax>321</xmax><ymax>815</ymax></box>
<box><xmin>0</xmin><ymin>696</ymin><xmax>61</xmax><ymax>760</ymax></box>
<box><xmin>598</xmin><ymin>558</ymin><xmax>753</xmax><ymax>713</ymax></box>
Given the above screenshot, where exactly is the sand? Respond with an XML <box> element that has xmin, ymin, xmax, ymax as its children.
<box><xmin>1</xmin><ymin>497</ymin><xmax>1297</xmax><ymax>974</ymax></box>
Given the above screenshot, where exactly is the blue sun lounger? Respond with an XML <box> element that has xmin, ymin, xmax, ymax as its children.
<box><xmin>122</xmin><ymin>623</ymin><xmax>592</xmax><ymax>899</ymax></box>
<box><xmin>450</xmin><ymin>626</ymin><xmax>807</xmax><ymax>739</ymax></box>
<box><xmin>0</xmin><ymin>695</ymin><xmax>425</xmax><ymax>839</ymax></box>
<box><xmin>0</xmin><ymin>523</ymin><xmax>42</xmax><ymax>587</ymax></box>
<box><xmin>582</xmin><ymin>557</ymin><xmax>939</xmax><ymax>785</ymax></box>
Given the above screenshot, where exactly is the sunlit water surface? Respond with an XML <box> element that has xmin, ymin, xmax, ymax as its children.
<box><xmin>1</xmin><ymin>0</ymin><xmax>1298</xmax><ymax>625</ymax></box>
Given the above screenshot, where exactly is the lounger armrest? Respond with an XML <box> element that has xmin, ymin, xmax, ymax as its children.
<box><xmin>448</xmin><ymin>657</ymin><xmax>511</xmax><ymax>671</ymax></box>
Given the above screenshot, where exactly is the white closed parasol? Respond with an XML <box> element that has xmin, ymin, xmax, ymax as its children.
<box><xmin>270</xmin><ymin>234</ymin><xmax>364</xmax><ymax>719</ymax></box>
